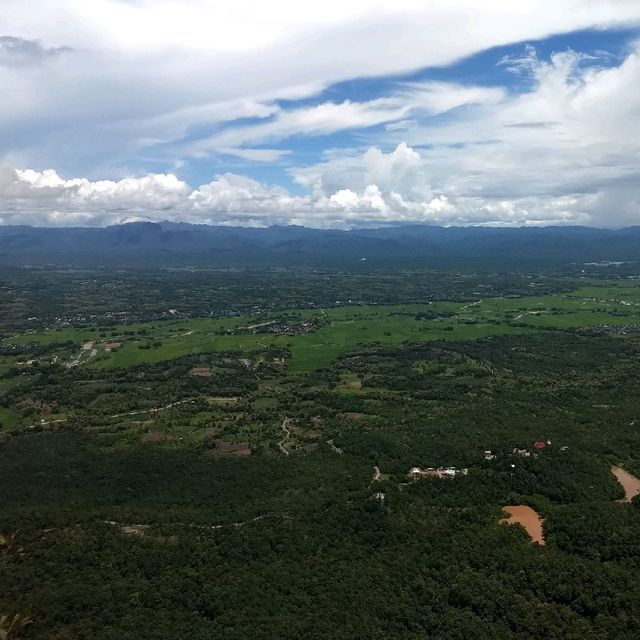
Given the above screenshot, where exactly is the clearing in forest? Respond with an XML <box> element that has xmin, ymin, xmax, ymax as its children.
<box><xmin>500</xmin><ymin>505</ymin><xmax>545</xmax><ymax>545</ymax></box>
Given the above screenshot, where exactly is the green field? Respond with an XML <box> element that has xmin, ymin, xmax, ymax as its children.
<box><xmin>0</xmin><ymin>406</ymin><xmax>21</xmax><ymax>430</ymax></box>
<box><xmin>5</xmin><ymin>283</ymin><xmax>640</xmax><ymax>372</ymax></box>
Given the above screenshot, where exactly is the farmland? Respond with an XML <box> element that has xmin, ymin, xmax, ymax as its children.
<box><xmin>4</xmin><ymin>283</ymin><xmax>640</xmax><ymax>372</ymax></box>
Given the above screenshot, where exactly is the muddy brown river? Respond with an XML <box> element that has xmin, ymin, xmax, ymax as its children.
<box><xmin>500</xmin><ymin>505</ymin><xmax>545</xmax><ymax>545</ymax></box>
<box><xmin>611</xmin><ymin>466</ymin><xmax>640</xmax><ymax>503</ymax></box>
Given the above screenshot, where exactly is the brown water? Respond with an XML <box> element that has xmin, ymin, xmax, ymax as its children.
<box><xmin>500</xmin><ymin>505</ymin><xmax>545</xmax><ymax>545</ymax></box>
<box><xmin>611</xmin><ymin>466</ymin><xmax>640</xmax><ymax>503</ymax></box>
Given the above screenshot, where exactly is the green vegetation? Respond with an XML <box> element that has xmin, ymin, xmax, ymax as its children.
<box><xmin>5</xmin><ymin>283</ymin><xmax>640</xmax><ymax>372</ymax></box>
<box><xmin>3</xmin><ymin>266</ymin><xmax>640</xmax><ymax>639</ymax></box>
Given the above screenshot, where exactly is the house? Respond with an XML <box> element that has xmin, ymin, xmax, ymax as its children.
<box><xmin>533</xmin><ymin>441</ymin><xmax>546</xmax><ymax>450</ymax></box>
<box><xmin>484</xmin><ymin>450</ymin><xmax>496</xmax><ymax>461</ymax></box>
<box><xmin>408</xmin><ymin>467</ymin><xmax>438</xmax><ymax>478</ymax></box>
<box><xmin>408</xmin><ymin>466</ymin><xmax>468</xmax><ymax>479</ymax></box>
<box><xmin>512</xmin><ymin>448</ymin><xmax>531</xmax><ymax>457</ymax></box>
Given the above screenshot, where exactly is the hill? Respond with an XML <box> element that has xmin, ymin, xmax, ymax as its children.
<box><xmin>1</xmin><ymin>222</ymin><xmax>640</xmax><ymax>268</ymax></box>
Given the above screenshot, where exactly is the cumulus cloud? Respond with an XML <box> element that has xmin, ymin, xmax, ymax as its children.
<box><xmin>0</xmin><ymin>145</ymin><xmax>581</xmax><ymax>228</ymax></box>
<box><xmin>4</xmin><ymin>37</ymin><xmax>640</xmax><ymax>231</ymax></box>
<box><xmin>0</xmin><ymin>155</ymin><xmax>457</xmax><ymax>228</ymax></box>
<box><xmin>0</xmin><ymin>168</ymin><xmax>191</xmax><ymax>226</ymax></box>
<box><xmin>2</xmin><ymin>3</ymin><xmax>640</xmax><ymax>227</ymax></box>
<box><xmin>0</xmin><ymin>135</ymin><xmax>638</xmax><ymax>229</ymax></box>
<box><xmin>294</xmin><ymin>142</ymin><xmax>430</xmax><ymax>200</ymax></box>
<box><xmin>290</xmin><ymin>43</ymin><xmax>640</xmax><ymax>227</ymax></box>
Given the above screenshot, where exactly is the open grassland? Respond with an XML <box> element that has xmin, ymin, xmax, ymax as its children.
<box><xmin>5</xmin><ymin>283</ymin><xmax>640</xmax><ymax>372</ymax></box>
<box><xmin>0</xmin><ymin>405</ymin><xmax>20</xmax><ymax>431</ymax></box>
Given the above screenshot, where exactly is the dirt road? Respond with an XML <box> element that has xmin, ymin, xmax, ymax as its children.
<box><xmin>278</xmin><ymin>417</ymin><xmax>291</xmax><ymax>455</ymax></box>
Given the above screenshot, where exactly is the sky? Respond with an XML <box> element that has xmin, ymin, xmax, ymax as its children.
<box><xmin>1</xmin><ymin>1</ymin><xmax>640</xmax><ymax>228</ymax></box>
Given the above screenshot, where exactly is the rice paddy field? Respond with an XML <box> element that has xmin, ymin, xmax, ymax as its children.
<box><xmin>4</xmin><ymin>282</ymin><xmax>640</xmax><ymax>372</ymax></box>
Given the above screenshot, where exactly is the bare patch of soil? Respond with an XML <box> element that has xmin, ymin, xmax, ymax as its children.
<box><xmin>612</xmin><ymin>466</ymin><xmax>640</xmax><ymax>503</ymax></box>
<box><xmin>500</xmin><ymin>505</ymin><xmax>545</xmax><ymax>545</ymax></box>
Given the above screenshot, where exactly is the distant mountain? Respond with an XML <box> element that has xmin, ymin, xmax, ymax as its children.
<box><xmin>1</xmin><ymin>222</ymin><xmax>640</xmax><ymax>268</ymax></box>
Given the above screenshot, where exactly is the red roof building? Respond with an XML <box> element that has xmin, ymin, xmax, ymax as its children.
<box><xmin>533</xmin><ymin>441</ymin><xmax>546</xmax><ymax>450</ymax></box>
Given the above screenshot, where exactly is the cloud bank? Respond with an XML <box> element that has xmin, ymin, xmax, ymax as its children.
<box><xmin>1</xmin><ymin>1</ymin><xmax>640</xmax><ymax>227</ymax></box>
<box><xmin>2</xmin><ymin>38</ymin><xmax>640</xmax><ymax>228</ymax></box>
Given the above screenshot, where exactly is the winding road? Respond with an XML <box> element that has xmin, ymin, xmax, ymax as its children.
<box><xmin>21</xmin><ymin>398</ymin><xmax>198</xmax><ymax>431</ymax></box>
<box><xmin>278</xmin><ymin>417</ymin><xmax>291</xmax><ymax>455</ymax></box>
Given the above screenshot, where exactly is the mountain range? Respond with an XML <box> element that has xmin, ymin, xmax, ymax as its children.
<box><xmin>1</xmin><ymin>222</ymin><xmax>639</xmax><ymax>268</ymax></box>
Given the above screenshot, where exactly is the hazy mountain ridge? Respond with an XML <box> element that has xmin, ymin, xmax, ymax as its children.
<box><xmin>1</xmin><ymin>222</ymin><xmax>640</xmax><ymax>267</ymax></box>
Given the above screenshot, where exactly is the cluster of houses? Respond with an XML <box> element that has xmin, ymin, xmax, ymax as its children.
<box><xmin>577</xmin><ymin>323</ymin><xmax>640</xmax><ymax>337</ymax></box>
<box><xmin>228</xmin><ymin>317</ymin><xmax>326</xmax><ymax>336</ymax></box>
<box><xmin>485</xmin><ymin>440</ymin><xmax>553</xmax><ymax>461</ymax></box>
<box><xmin>408</xmin><ymin>466</ymin><xmax>469</xmax><ymax>479</ymax></box>
<box><xmin>408</xmin><ymin>440</ymin><xmax>566</xmax><ymax>480</ymax></box>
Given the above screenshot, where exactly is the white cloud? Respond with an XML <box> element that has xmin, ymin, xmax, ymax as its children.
<box><xmin>290</xmin><ymin>43</ymin><xmax>640</xmax><ymax>227</ymax></box>
<box><xmin>188</xmin><ymin>173</ymin><xmax>308</xmax><ymax>219</ymax></box>
<box><xmin>1</xmin><ymin>3</ymin><xmax>640</xmax><ymax>227</ymax></box>
<box><xmin>183</xmin><ymin>98</ymin><xmax>411</xmax><ymax>157</ymax></box>
<box><xmin>0</xmin><ymin>158</ymin><xmax>457</xmax><ymax>228</ymax></box>
<box><xmin>295</xmin><ymin>142</ymin><xmax>429</xmax><ymax>199</ymax></box>
<box><xmin>183</xmin><ymin>83</ymin><xmax>505</xmax><ymax>159</ymax></box>
<box><xmin>403</xmin><ymin>82</ymin><xmax>505</xmax><ymax>114</ymax></box>
<box><xmin>0</xmin><ymin>168</ymin><xmax>191</xmax><ymax>226</ymax></box>
<box><xmin>217</xmin><ymin>148</ymin><xmax>291</xmax><ymax>162</ymax></box>
<box><xmin>1</xmin><ymin>1</ymin><xmax>640</xmax><ymax>173</ymax></box>
<box><xmin>4</xmin><ymin>40</ymin><xmax>640</xmax><ymax>230</ymax></box>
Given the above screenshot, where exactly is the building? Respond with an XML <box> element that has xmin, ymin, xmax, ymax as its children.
<box><xmin>408</xmin><ymin>466</ymin><xmax>468</xmax><ymax>479</ymax></box>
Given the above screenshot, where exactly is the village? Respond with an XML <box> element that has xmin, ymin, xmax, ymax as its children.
<box><xmin>406</xmin><ymin>440</ymin><xmax>560</xmax><ymax>480</ymax></box>
<box><xmin>227</xmin><ymin>316</ymin><xmax>326</xmax><ymax>336</ymax></box>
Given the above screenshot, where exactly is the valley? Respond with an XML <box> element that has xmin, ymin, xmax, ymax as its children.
<box><xmin>3</xmin><ymin>266</ymin><xmax>640</xmax><ymax>639</ymax></box>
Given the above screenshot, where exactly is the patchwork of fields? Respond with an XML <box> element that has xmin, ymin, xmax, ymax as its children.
<box><xmin>5</xmin><ymin>283</ymin><xmax>640</xmax><ymax>372</ymax></box>
<box><xmin>5</xmin><ymin>275</ymin><xmax>640</xmax><ymax>639</ymax></box>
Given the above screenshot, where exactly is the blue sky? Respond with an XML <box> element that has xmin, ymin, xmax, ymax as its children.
<box><xmin>1</xmin><ymin>1</ymin><xmax>640</xmax><ymax>227</ymax></box>
<box><xmin>172</xmin><ymin>27</ymin><xmax>638</xmax><ymax>190</ymax></box>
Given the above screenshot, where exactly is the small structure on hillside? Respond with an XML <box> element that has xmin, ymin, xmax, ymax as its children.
<box><xmin>189</xmin><ymin>367</ymin><xmax>212</xmax><ymax>377</ymax></box>
<box><xmin>408</xmin><ymin>466</ymin><xmax>468</xmax><ymax>479</ymax></box>
<box><xmin>512</xmin><ymin>448</ymin><xmax>531</xmax><ymax>457</ymax></box>
<box><xmin>533</xmin><ymin>441</ymin><xmax>546</xmax><ymax>450</ymax></box>
<box><xmin>408</xmin><ymin>467</ymin><xmax>438</xmax><ymax>478</ymax></box>
<box><xmin>484</xmin><ymin>450</ymin><xmax>496</xmax><ymax>461</ymax></box>
<box><xmin>121</xmin><ymin>525</ymin><xmax>144</xmax><ymax>536</ymax></box>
